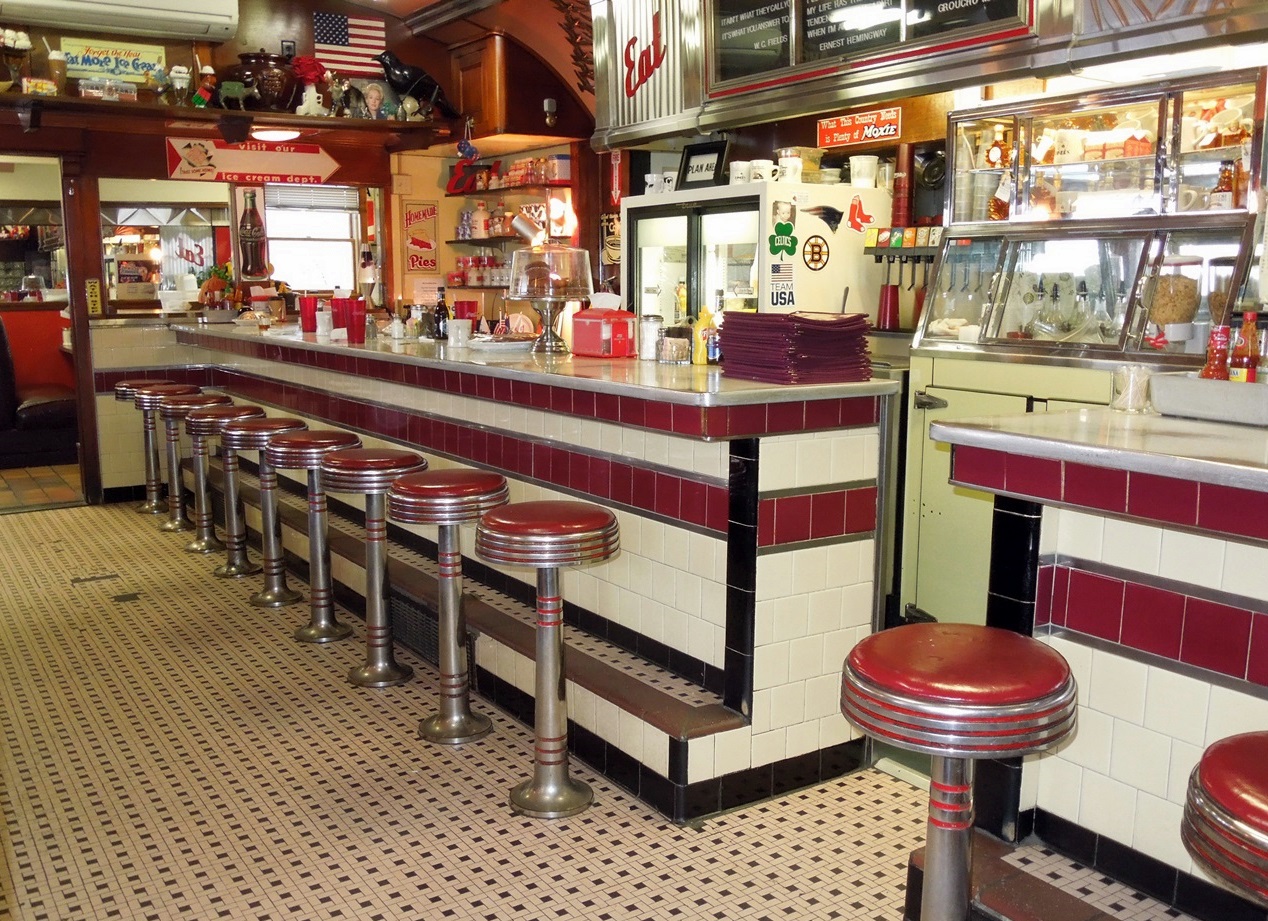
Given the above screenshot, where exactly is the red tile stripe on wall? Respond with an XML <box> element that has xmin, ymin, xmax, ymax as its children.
<box><xmin>1037</xmin><ymin>562</ymin><xmax>1268</xmax><ymax>688</ymax></box>
<box><xmin>951</xmin><ymin>445</ymin><xmax>1268</xmax><ymax>544</ymax></box>
<box><xmin>164</xmin><ymin>329</ymin><xmax>880</xmax><ymax>439</ymax></box>
<box><xmin>757</xmin><ymin>485</ymin><xmax>878</xmax><ymax>548</ymax></box>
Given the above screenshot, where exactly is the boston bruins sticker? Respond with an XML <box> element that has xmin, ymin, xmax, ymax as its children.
<box><xmin>803</xmin><ymin>234</ymin><xmax>829</xmax><ymax>271</ymax></box>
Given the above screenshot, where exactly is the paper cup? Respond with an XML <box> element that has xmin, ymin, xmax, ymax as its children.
<box><xmin>849</xmin><ymin>156</ymin><xmax>879</xmax><ymax>188</ymax></box>
<box><xmin>447</xmin><ymin>318</ymin><xmax>473</xmax><ymax>348</ymax></box>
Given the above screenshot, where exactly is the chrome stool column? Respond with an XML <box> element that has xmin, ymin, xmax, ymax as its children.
<box><xmin>157</xmin><ymin>392</ymin><xmax>231</xmax><ymax>534</ymax></box>
<box><xmin>133</xmin><ymin>383</ymin><xmax>200</xmax><ymax>528</ymax></box>
<box><xmin>213</xmin><ymin>412</ymin><xmax>270</xmax><ymax>579</ymax></box>
<box><xmin>115</xmin><ymin>378</ymin><xmax>174</xmax><ymax>514</ymax></box>
<box><xmin>264</xmin><ymin>429</ymin><xmax>363</xmax><ymax>644</ymax></box>
<box><xmin>185</xmin><ymin>404</ymin><xmax>266</xmax><ymax>554</ymax></box>
<box><xmin>389</xmin><ymin>470</ymin><xmax>508</xmax><ymax>744</ymax></box>
<box><xmin>221</xmin><ymin>417</ymin><xmax>308</xmax><ymax>606</ymax></box>
<box><xmin>840</xmin><ymin>623</ymin><xmax>1077</xmax><ymax>921</ymax></box>
<box><xmin>320</xmin><ymin>448</ymin><xmax>427</xmax><ymax>688</ymax></box>
<box><xmin>476</xmin><ymin>500</ymin><xmax>620</xmax><ymax>819</ymax></box>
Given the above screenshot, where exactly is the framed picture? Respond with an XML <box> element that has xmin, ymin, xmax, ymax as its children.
<box><xmin>347</xmin><ymin>77</ymin><xmax>399</xmax><ymax>120</ymax></box>
<box><xmin>677</xmin><ymin>141</ymin><xmax>729</xmax><ymax>190</ymax></box>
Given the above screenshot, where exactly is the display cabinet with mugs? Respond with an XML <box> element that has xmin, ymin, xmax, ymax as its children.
<box><xmin>917</xmin><ymin>68</ymin><xmax>1266</xmax><ymax>359</ymax></box>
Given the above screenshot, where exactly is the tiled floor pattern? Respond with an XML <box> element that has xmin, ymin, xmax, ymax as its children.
<box><xmin>0</xmin><ymin>464</ymin><xmax>82</xmax><ymax>512</ymax></box>
<box><xmin>1002</xmin><ymin>848</ymin><xmax>1200</xmax><ymax>921</ymax></box>
<box><xmin>0</xmin><ymin>504</ymin><xmax>1201</xmax><ymax>921</ymax></box>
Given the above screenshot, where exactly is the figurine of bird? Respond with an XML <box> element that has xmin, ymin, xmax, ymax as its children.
<box><xmin>372</xmin><ymin>51</ymin><xmax>461</xmax><ymax>119</ymax></box>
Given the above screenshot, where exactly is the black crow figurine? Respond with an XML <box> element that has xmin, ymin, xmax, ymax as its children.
<box><xmin>373</xmin><ymin>51</ymin><xmax>462</xmax><ymax>120</ymax></box>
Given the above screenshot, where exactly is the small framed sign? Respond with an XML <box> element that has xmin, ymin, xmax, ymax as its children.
<box><xmin>677</xmin><ymin>140</ymin><xmax>729</xmax><ymax>190</ymax></box>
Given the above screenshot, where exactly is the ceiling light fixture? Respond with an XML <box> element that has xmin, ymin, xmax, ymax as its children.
<box><xmin>250</xmin><ymin>128</ymin><xmax>302</xmax><ymax>142</ymax></box>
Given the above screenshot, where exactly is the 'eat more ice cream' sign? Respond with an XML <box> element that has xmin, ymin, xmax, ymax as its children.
<box><xmin>62</xmin><ymin>38</ymin><xmax>166</xmax><ymax>84</ymax></box>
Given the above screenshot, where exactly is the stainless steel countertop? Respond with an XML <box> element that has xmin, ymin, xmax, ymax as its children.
<box><xmin>930</xmin><ymin>408</ymin><xmax>1268</xmax><ymax>492</ymax></box>
<box><xmin>175</xmin><ymin>322</ymin><xmax>899</xmax><ymax>407</ymax></box>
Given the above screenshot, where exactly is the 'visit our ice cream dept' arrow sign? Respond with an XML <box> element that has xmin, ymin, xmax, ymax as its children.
<box><xmin>165</xmin><ymin>137</ymin><xmax>339</xmax><ymax>183</ymax></box>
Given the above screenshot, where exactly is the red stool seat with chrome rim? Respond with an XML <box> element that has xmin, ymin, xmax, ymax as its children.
<box><xmin>389</xmin><ymin>470</ymin><xmax>508</xmax><ymax>744</ymax></box>
<box><xmin>222</xmin><ymin>417</ymin><xmax>308</xmax><ymax>608</ymax></box>
<box><xmin>130</xmin><ymin>382</ymin><xmax>198</xmax><ymax>515</ymax></box>
<box><xmin>320</xmin><ymin>447</ymin><xmax>427</xmax><ymax>688</ymax></box>
<box><xmin>184</xmin><ymin>404</ymin><xmax>266</xmax><ymax>555</ymax></box>
<box><xmin>156</xmin><ymin>393</ymin><xmax>231</xmax><ymax>537</ymax></box>
<box><xmin>476</xmin><ymin>499</ymin><xmax>620</xmax><ymax>819</ymax></box>
<box><xmin>264</xmin><ymin>430</ymin><xmax>363</xmax><ymax>644</ymax></box>
<box><xmin>841</xmin><ymin>623</ymin><xmax>1076</xmax><ymax>921</ymax></box>
<box><xmin>1183</xmin><ymin>732</ymin><xmax>1268</xmax><ymax>907</ymax></box>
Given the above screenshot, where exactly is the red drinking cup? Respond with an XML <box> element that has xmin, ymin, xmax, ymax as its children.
<box><xmin>346</xmin><ymin>298</ymin><xmax>367</xmax><ymax>344</ymax></box>
<box><xmin>298</xmin><ymin>296</ymin><xmax>318</xmax><ymax>333</ymax></box>
<box><xmin>876</xmin><ymin>285</ymin><xmax>900</xmax><ymax>332</ymax></box>
<box><xmin>330</xmin><ymin>297</ymin><xmax>350</xmax><ymax>332</ymax></box>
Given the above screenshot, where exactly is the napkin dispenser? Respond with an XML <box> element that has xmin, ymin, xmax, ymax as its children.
<box><xmin>572</xmin><ymin>308</ymin><xmax>636</xmax><ymax>357</ymax></box>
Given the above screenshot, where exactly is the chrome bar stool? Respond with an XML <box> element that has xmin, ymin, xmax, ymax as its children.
<box><xmin>115</xmin><ymin>378</ymin><xmax>174</xmax><ymax>514</ymax></box>
<box><xmin>840</xmin><ymin>623</ymin><xmax>1077</xmax><ymax>921</ymax></box>
<box><xmin>264</xmin><ymin>429</ymin><xmax>363</xmax><ymax>644</ymax></box>
<box><xmin>213</xmin><ymin>411</ymin><xmax>271</xmax><ymax>579</ymax></box>
<box><xmin>320</xmin><ymin>448</ymin><xmax>427</xmax><ymax>688</ymax></box>
<box><xmin>221</xmin><ymin>417</ymin><xmax>309</xmax><ymax>606</ymax></box>
<box><xmin>476</xmin><ymin>500</ymin><xmax>620</xmax><ymax>819</ymax></box>
<box><xmin>1182</xmin><ymin>732</ymin><xmax>1268</xmax><ymax>907</ymax></box>
<box><xmin>157</xmin><ymin>392</ymin><xmax>231</xmax><ymax>534</ymax></box>
<box><xmin>133</xmin><ymin>383</ymin><xmax>200</xmax><ymax>528</ymax></box>
<box><xmin>185</xmin><ymin>404</ymin><xmax>266</xmax><ymax>554</ymax></box>
<box><xmin>389</xmin><ymin>470</ymin><xmax>509</xmax><ymax>744</ymax></box>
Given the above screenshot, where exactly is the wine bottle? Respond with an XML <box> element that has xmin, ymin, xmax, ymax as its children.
<box><xmin>433</xmin><ymin>286</ymin><xmax>449</xmax><ymax>341</ymax></box>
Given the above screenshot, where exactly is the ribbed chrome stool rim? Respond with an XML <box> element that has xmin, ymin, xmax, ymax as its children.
<box><xmin>319</xmin><ymin>449</ymin><xmax>427</xmax><ymax>494</ymax></box>
<box><xmin>186</xmin><ymin>405</ymin><xmax>266</xmax><ymax>437</ymax></box>
<box><xmin>388</xmin><ymin>475</ymin><xmax>510</xmax><ymax>526</ymax></box>
<box><xmin>221</xmin><ymin>419</ymin><xmax>309</xmax><ymax>451</ymax></box>
<box><xmin>265</xmin><ymin>431</ymin><xmax>363</xmax><ymax>471</ymax></box>
<box><xmin>1183</xmin><ymin>766</ymin><xmax>1268</xmax><ymax>907</ymax></box>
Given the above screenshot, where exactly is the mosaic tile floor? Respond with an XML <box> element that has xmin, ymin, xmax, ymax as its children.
<box><xmin>0</xmin><ymin>464</ymin><xmax>81</xmax><ymax>513</ymax></box>
<box><xmin>0</xmin><ymin>505</ymin><xmax>1200</xmax><ymax>921</ymax></box>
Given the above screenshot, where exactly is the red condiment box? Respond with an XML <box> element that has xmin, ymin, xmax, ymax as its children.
<box><xmin>572</xmin><ymin>308</ymin><xmax>636</xmax><ymax>357</ymax></box>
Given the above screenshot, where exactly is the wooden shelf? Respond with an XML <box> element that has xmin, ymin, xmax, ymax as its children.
<box><xmin>445</xmin><ymin>182</ymin><xmax>571</xmax><ymax>198</ymax></box>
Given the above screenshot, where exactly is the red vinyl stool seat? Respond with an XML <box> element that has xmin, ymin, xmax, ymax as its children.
<box><xmin>156</xmin><ymin>393</ymin><xmax>231</xmax><ymax>538</ymax></box>
<box><xmin>319</xmin><ymin>448</ymin><xmax>427</xmax><ymax>688</ymax></box>
<box><xmin>388</xmin><ymin>470</ymin><xmax>509</xmax><ymax>744</ymax></box>
<box><xmin>841</xmin><ymin>623</ymin><xmax>1077</xmax><ymax>921</ymax></box>
<box><xmin>476</xmin><ymin>500</ymin><xmax>620</xmax><ymax>819</ymax></box>
<box><xmin>129</xmin><ymin>382</ymin><xmax>196</xmax><ymax>515</ymax></box>
<box><xmin>264</xmin><ymin>430</ymin><xmax>363</xmax><ymax>644</ymax></box>
<box><xmin>221</xmin><ymin>417</ymin><xmax>308</xmax><ymax>605</ymax></box>
<box><xmin>1182</xmin><ymin>732</ymin><xmax>1268</xmax><ymax>907</ymax></box>
<box><xmin>185</xmin><ymin>405</ymin><xmax>266</xmax><ymax>557</ymax></box>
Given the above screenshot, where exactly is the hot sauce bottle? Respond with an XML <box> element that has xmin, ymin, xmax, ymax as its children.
<box><xmin>1229</xmin><ymin>311</ymin><xmax>1260</xmax><ymax>383</ymax></box>
<box><xmin>1199</xmin><ymin>325</ymin><xmax>1231</xmax><ymax>380</ymax></box>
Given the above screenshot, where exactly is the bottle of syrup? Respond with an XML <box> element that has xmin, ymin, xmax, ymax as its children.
<box><xmin>433</xmin><ymin>286</ymin><xmax>449</xmax><ymax>340</ymax></box>
<box><xmin>1229</xmin><ymin>311</ymin><xmax>1259</xmax><ymax>383</ymax></box>
<box><xmin>1209</xmin><ymin>161</ymin><xmax>1236</xmax><ymax>210</ymax></box>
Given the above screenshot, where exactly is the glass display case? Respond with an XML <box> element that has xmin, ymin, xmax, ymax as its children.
<box><xmin>921</xmin><ymin>68</ymin><xmax>1265</xmax><ymax>357</ymax></box>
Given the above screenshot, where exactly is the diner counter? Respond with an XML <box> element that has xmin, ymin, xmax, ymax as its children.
<box><xmin>930</xmin><ymin>408</ymin><xmax>1268</xmax><ymax>493</ymax></box>
<box><xmin>168</xmin><ymin>322</ymin><xmax>897</xmax><ymax>407</ymax></box>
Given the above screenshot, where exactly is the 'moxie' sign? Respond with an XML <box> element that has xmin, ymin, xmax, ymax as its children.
<box><xmin>817</xmin><ymin>107</ymin><xmax>902</xmax><ymax>148</ymax></box>
<box><xmin>624</xmin><ymin>9</ymin><xmax>667</xmax><ymax>98</ymax></box>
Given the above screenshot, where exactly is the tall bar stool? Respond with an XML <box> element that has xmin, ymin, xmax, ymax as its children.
<box><xmin>1182</xmin><ymin>732</ymin><xmax>1268</xmax><ymax>907</ymax></box>
<box><xmin>115</xmin><ymin>378</ymin><xmax>174</xmax><ymax>514</ymax></box>
<box><xmin>840</xmin><ymin>623</ymin><xmax>1077</xmax><ymax>921</ymax></box>
<box><xmin>319</xmin><ymin>448</ymin><xmax>427</xmax><ymax>688</ymax></box>
<box><xmin>264</xmin><ymin>430</ymin><xmax>363</xmax><ymax>644</ymax></box>
<box><xmin>133</xmin><ymin>383</ymin><xmax>201</xmax><ymax>528</ymax></box>
<box><xmin>157</xmin><ymin>393</ymin><xmax>231</xmax><ymax>534</ymax></box>
<box><xmin>388</xmin><ymin>470</ymin><xmax>509</xmax><ymax>744</ymax></box>
<box><xmin>476</xmin><ymin>500</ymin><xmax>620</xmax><ymax>819</ymax></box>
<box><xmin>185</xmin><ymin>404</ymin><xmax>267</xmax><ymax>554</ymax></box>
<box><xmin>221</xmin><ymin>417</ymin><xmax>309</xmax><ymax>606</ymax></box>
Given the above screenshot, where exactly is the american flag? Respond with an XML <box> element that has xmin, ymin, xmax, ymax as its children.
<box><xmin>313</xmin><ymin>12</ymin><xmax>386</xmax><ymax>78</ymax></box>
<box><xmin>770</xmin><ymin>263</ymin><xmax>793</xmax><ymax>279</ymax></box>
<box><xmin>494</xmin><ymin>313</ymin><xmax>509</xmax><ymax>335</ymax></box>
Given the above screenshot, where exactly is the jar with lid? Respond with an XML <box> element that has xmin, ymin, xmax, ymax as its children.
<box><xmin>638</xmin><ymin>314</ymin><xmax>663</xmax><ymax>360</ymax></box>
<box><xmin>471</xmin><ymin>201</ymin><xmax>490</xmax><ymax>239</ymax></box>
<box><xmin>1148</xmin><ymin>256</ymin><xmax>1202</xmax><ymax>335</ymax></box>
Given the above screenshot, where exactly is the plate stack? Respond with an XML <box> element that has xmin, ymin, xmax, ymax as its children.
<box><xmin>721</xmin><ymin>312</ymin><xmax>872</xmax><ymax>384</ymax></box>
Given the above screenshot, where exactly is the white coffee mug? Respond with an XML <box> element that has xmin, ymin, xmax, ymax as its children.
<box><xmin>750</xmin><ymin>159</ymin><xmax>775</xmax><ymax>181</ymax></box>
<box><xmin>776</xmin><ymin>156</ymin><xmax>803</xmax><ymax>183</ymax></box>
<box><xmin>662</xmin><ymin>171</ymin><xmax>677</xmax><ymax>193</ymax></box>
<box><xmin>1178</xmin><ymin>187</ymin><xmax>1208</xmax><ymax>212</ymax></box>
<box><xmin>447</xmin><ymin>318</ymin><xmax>473</xmax><ymax>347</ymax></box>
<box><xmin>644</xmin><ymin>172</ymin><xmax>663</xmax><ymax>195</ymax></box>
<box><xmin>729</xmin><ymin>161</ymin><xmax>752</xmax><ymax>184</ymax></box>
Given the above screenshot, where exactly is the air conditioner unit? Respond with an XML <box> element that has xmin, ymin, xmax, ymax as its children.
<box><xmin>0</xmin><ymin>0</ymin><xmax>238</xmax><ymax>41</ymax></box>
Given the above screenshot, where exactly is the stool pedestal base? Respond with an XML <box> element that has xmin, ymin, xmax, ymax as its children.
<box><xmin>349</xmin><ymin>660</ymin><xmax>414</xmax><ymax>688</ymax></box>
<box><xmin>137</xmin><ymin>409</ymin><xmax>165</xmax><ymax>515</ymax></box>
<box><xmin>295</xmin><ymin>621</ymin><xmax>354</xmax><ymax>644</ymax></box>
<box><xmin>293</xmin><ymin>469</ymin><xmax>352</xmax><ymax>644</ymax></box>
<box><xmin>215</xmin><ymin>450</ymin><xmax>261</xmax><ymax>578</ymax></box>
<box><xmin>509</xmin><ymin>773</ymin><xmax>592</xmax><ymax>820</ymax></box>
<box><xmin>348</xmin><ymin>492</ymin><xmax>411</xmax><ymax>688</ymax></box>
<box><xmin>249</xmin><ymin>459</ymin><xmax>302</xmax><ymax>608</ymax></box>
<box><xmin>420</xmin><ymin>710</ymin><xmax>492</xmax><ymax>746</ymax></box>
<box><xmin>185</xmin><ymin>434</ymin><xmax>224</xmax><ymax>554</ymax></box>
<box><xmin>160</xmin><ymin>416</ymin><xmax>194</xmax><ymax>533</ymax></box>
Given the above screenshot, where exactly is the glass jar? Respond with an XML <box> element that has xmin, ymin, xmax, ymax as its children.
<box><xmin>1148</xmin><ymin>255</ymin><xmax>1202</xmax><ymax>328</ymax></box>
<box><xmin>1208</xmin><ymin>256</ymin><xmax>1237</xmax><ymax>325</ymax></box>
<box><xmin>220</xmin><ymin>51</ymin><xmax>299</xmax><ymax>111</ymax></box>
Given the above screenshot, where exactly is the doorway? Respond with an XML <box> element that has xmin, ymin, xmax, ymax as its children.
<box><xmin>0</xmin><ymin>154</ymin><xmax>80</xmax><ymax>513</ymax></box>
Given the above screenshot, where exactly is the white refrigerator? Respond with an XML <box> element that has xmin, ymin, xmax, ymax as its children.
<box><xmin>621</xmin><ymin>180</ymin><xmax>895</xmax><ymax>323</ymax></box>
